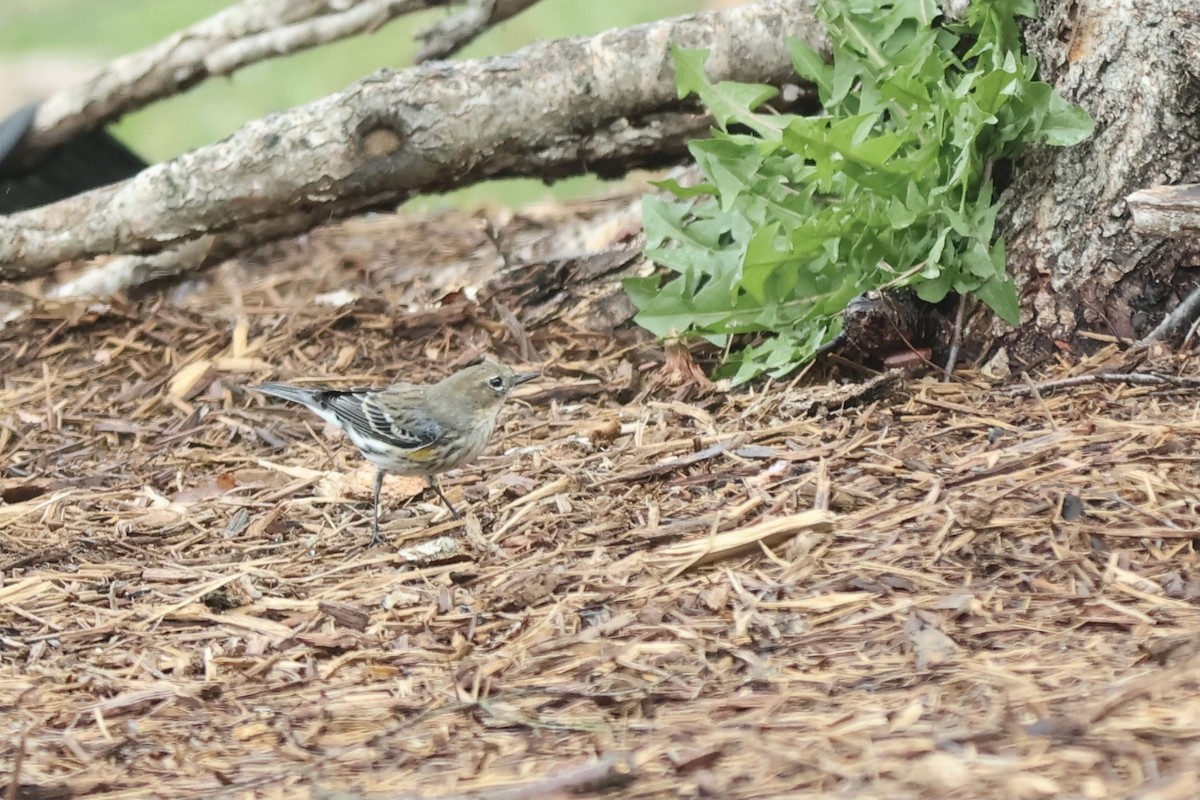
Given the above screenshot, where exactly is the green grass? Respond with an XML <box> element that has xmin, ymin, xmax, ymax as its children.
<box><xmin>3</xmin><ymin>0</ymin><xmax>705</xmax><ymax>209</ymax></box>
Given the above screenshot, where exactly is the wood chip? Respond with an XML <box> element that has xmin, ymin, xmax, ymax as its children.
<box><xmin>7</xmin><ymin>201</ymin><xmax>1200</xmax><ymax>799</ymax></box>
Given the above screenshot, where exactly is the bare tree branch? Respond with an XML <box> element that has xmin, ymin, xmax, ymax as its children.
<box><xmin>205</xmin><ymin>0</ymin><xmax>445</xmax><ymax>75</ymax></box>
<box><xmin>0</xmin><ymin>0</ymin><xmax>820</xmax><ymax>279</ymax></box>
<box><xmin>415</xmin><ymin>0</ymin><xmax>545</xmax><ymax>62</ymax></box>
<box><xmin>13</xmin><ymin>0</ymin><xmax>451</xmax><ymax>167</ymax></box>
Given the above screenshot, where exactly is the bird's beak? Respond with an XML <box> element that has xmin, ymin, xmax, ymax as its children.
<box><xmin>514</xmin><ymin>372</ymin><xmax>540</xmax><ymax>386</ymax></box>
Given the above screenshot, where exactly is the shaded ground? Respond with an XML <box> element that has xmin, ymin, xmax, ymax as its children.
<box><xmin>3</xmin><ymin>202</ymin><xmax>1200</xmax><ymax>799</ymax></box>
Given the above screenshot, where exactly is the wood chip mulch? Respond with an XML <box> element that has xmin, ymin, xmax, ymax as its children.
<box><xmin>3</xmin><ymin>204</ymin><xmax>1200</xmax><ymax>800</ymax></box>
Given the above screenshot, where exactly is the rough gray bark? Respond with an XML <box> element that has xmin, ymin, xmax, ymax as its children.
<box><xmin>0</xmin><ymin>0</ymin><xmax>819</xmax><ymax>279</ymax></box>
<box><xmin>988</xmin><ymin>0</ymin><xmax>1200</xmax><ymax>361</ymax></box>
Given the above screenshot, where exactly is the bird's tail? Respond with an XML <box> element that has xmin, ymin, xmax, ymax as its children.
<box><xmin>251</xmin><ymin>382</ymin><xmax>321</xmax><ymax>408</ymax></box>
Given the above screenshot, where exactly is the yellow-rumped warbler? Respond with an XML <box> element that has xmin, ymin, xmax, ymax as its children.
<box><xmin>252</xmin><ymin>362</ymin><xmax>537</xmax><ymax>545</ymax></box>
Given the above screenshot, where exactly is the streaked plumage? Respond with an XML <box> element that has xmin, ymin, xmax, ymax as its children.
<box><xmin>252</xmin><ymin>362</ymin><xmax>537</xmax><ymax>545</ymax></box>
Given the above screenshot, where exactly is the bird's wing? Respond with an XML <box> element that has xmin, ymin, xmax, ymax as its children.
<box><xmin>321</xmin><ymin>388</ymin><xmax>443</xmax><ymax>450</ymax></box>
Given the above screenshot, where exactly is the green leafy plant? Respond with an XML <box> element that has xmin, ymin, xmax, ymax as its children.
<box><xmin>628</xmin><ymin>0</ymin><xmax>1093</xmax><ymax>384</ymax></box>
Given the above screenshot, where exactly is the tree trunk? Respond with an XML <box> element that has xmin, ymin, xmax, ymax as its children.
<box><xmin>986</xmin><ymin>0</ymin><xmax>1200</xmax><ymax>365</ymax></box>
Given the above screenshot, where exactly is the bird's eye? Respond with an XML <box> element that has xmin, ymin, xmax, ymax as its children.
<box><xmin>487</xmin><ymin>376</ymin><xmax>506</xmax><ymax>391</ymax></box>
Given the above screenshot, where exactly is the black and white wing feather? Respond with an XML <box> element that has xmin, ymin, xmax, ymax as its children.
<box><xmin>254</xmin><ymin>383</ymin><xmax>443</xmax><ymax>451</ymax></box>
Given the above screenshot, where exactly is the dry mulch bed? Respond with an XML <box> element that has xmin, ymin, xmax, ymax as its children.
<box><xmin>3</xmin><ymin>204</ymin><xmax>1200</xmax><ymax>800</ymax></box>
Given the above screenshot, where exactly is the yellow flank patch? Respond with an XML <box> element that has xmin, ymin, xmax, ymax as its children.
<box><xmin>406</xmin><ymin>445</ymin><xmax>438</xmax><ymax>461</ymax></box>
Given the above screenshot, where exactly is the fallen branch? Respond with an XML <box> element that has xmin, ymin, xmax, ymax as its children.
<box><xmin>0</xmin><ymin>0</ymin><xmax>819</xmax><ymax>279</ymax></box>
<box><xmin>1005</xmin><ymin>371</ymin><xmax>1200</xmax><ymax>397</ymax></box>
<box><xmin>38</xmin><ymin>114</ymin><xmax>698</xmax><ymax>299</ymax></box>
<box><xmin>46</xmin><ymin>238</ymin><xmax>215</xmax><ymax>299</ymax></box>
<box><xmin>11</xmin><ymin>0</ymin><xmax>449</xmax><ymax>167</ymax></box>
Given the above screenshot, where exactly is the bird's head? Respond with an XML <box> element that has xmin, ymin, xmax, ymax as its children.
<box><xmin>435</xmin><ymin>362</ymin><xmax>538</xmax><ymax>415</ymax></box>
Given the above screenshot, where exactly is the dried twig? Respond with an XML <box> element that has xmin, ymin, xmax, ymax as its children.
<box><xmin>439</xmin><ymin>753</ymin><xmax>636</xmax><ymax>800</ymax></box>
<box><xmin>318</xmin><ymin>754</ymin><xmax>634</xmax><ymax>800</ymax></box>
<box><xmin>595</xmin><ymin>435</ymin><xmax>747</xmax><ymax>485</ymax></box>
<box><xmin>653</xmin><ymin>509</ymin><xmax>836</xmax><ymax>576</ymax></box>
<box><xmin>11</xmin><ymin>0</ymin><xmax>446</xmax><ymax>166</ymax></box>
<box><xmin>943</xmin><ymin>294</ymin><xmax>969</xmax><ymax>380</ymax></box>
<box><xmin>416</xmin><ymin>0</ymin><xmax>546</xmax><ymax>62</ymax></box>
<box><xmin>1141</xmin><ymin>284</ymin><xmax>1200</xmax><ymax>346</ymax></box>
<box><xmin>204</xmin><ymin>0</ymin><xmax>436</xmax><ymax>76</ymax></box>
<box><xmin>1005</xmin><ymin>371</ymin><xmax>1200</xmax><ymax>396</ymax></box>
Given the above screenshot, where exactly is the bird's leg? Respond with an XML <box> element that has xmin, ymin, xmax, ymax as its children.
<box><xmin>427</xmin><ymin>475</ymin><xmax>462</xmax><ymax>519</ymax></box>
<box><xmin>368</xmin><ymin>468</ymin><xmax>387</xmax><ymax>546</ymax></box>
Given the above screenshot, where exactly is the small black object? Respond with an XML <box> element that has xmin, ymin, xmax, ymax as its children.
<box><xmin>0</xmin><ymin>102</ymin><xmax>146</xmax><ymax>214</ymax></box>
<box><xmin>1060</xmin><ymin>493</ymin><xmax>1085</xmax><ymax>522</ymax></box>
<box><xmin>0</xmin><ymin>104</ymin><xmax>37</xmax><ymax>168</ymax></box>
